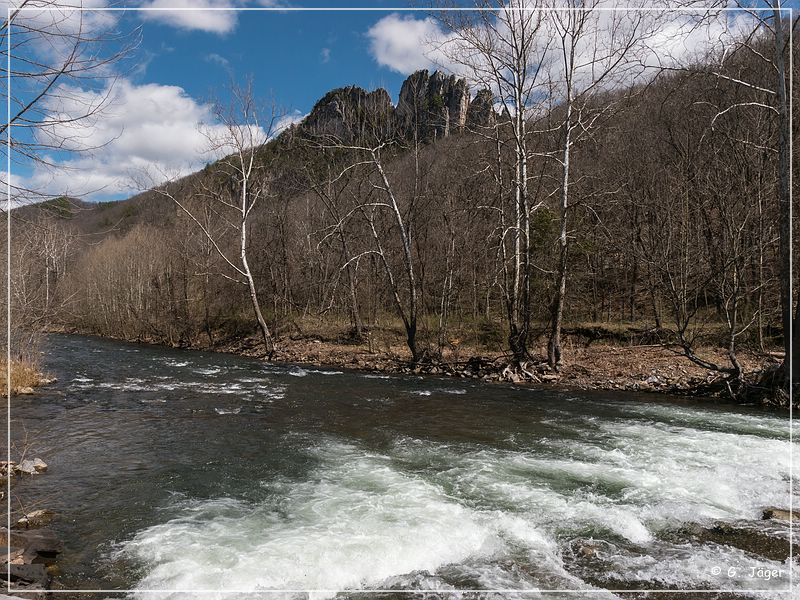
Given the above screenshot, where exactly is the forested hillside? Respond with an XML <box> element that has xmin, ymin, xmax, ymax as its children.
<box><xmin>8</xmin><ymin>29</ymin><xmax>796</xmax><ymax>405</ymax></box>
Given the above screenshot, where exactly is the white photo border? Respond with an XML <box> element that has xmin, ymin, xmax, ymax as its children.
<box><xmin>5</xmin><ymin>3</ymin><xmax>794</xmax><ymax>596</ymax></box>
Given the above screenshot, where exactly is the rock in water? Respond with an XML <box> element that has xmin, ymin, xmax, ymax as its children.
<box><xmin>16</xmin><ymin>460</ymin><xmax>38</xmax><ymax>475</ymax></box>
<box><xmin>0</xmin><ymin>527</ymin><xmax>63</xmax><ymax>559</ymax></box>
<box><xmin>16</xmin><ymin>509</ymin><xmax>54</xmax><ymax>529</ymax></box>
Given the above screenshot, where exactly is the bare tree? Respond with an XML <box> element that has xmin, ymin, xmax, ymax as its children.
<box><xmin>436</xmin><ymin>1</ymin><xmax>549</xmax><ymax>370</ymax></box>
<box><xmin>662</xmin><ymin>2</ymin><xmax>796</xmax><ymax>393</ymax></box>
<box><xmin>1</xmin><ymin>0</ymin><xmax>137</xmax><ymax>204</ymax></box>
<box><xmin>545</xmin><ymin>3</ymin><xmax>652</xmax><ymax>370</ymax></box>
<box><xmin>139</xmin><ymin>81</ymin><xmax>282</xmax><ymax>358</ymax></box>
<box><xmin>0</xmin><ymin>0</ymin><xmax>135</xmax><ymax>383</ymax></box>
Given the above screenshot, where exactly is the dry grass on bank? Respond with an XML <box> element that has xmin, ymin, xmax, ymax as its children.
<box><xmin>0</xmin><ymin>359</ymin><xmax>46</xmax><ymax>394</ymax></box>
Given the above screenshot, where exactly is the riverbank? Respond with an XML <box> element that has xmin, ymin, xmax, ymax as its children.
<box><xmin>1</xmin><ymin>359</ymin><xmax>54</xmax><ymax>396</ymax></box>
<box><xmin>49</xmin><ymin>323</ymin><xmax>785</xmax><ymax>407</ymax></box>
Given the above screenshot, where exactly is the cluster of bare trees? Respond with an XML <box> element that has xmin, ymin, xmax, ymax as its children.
<box><xmin>1</xmin><ymin>0</ymin><xmax>137</xmax><ymax>369</ymax></box>
<box><xmin>6</xmin><ymin>2</ymin><xmax>796</xmax><ymax>401</ymax></box>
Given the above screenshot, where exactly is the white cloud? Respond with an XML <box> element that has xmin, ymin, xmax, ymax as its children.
<box><xmin>273</xmin><ymin>110</ymin><xmax>307</xmax><ymax>136</ymax></box>
<box><xmin>138</xmin><ymin>0</ymin><xmax>240</xmax><ymax>35</ymax></box>
<box><xmin>5</xmin><ymin>0</ymin><xmax>119</xmax><ymax>67</ymax></box>
<box><xmin>22</xmin><ymin>80</ymin><xmax>270</xmax><ymax>201</ymax></box>
<box><xmin>320</xmin><ymin>47</ymin><xmax>331</xmax><ymax>64</ymax></box>
<box><xmin>367</xmin><ymin>14</ymin><xmax>450</xmax><ymax>75</ymax></box>
<box><xmin>205</xmin><ymin>52</ymin><xmax>231</xmax><ymax>70</ymax></box>
<box><xmin>366</xmin><ymin>8</ymin><xmax>764</xmax><ymax>102</ymax></box>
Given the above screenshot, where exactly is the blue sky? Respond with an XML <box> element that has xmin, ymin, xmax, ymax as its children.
<box><xmin>133</xmin><ymin>4</ymin><xmax>413</xmax><ymax>117</ymax></box>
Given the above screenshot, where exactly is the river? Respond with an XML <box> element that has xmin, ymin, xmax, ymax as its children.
<box><xmin>8</xmin><ymin>334</ymin><xmax>798</xmax><ymax>598</ymax></box>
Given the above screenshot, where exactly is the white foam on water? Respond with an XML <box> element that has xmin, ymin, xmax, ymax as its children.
<box><xmin>307</xmin><ymin>369</ymin><xmax>344</xmax><ymax>376</ymax></box>
<box><xmin>442</xmin><ymin>388</ymin><xmax>467</xmax><ymax>395</ymax></box>
<box><xmin>69</xmin><ymin>380</ymin><xmax>253</xmax><ymax>395</ymax></box>
<box><xmin>411</xmin><ymin>390</ymin><xmax>433</xmax><ymax>396</ymax></box>
<box><xmin>597</xmin><ymin>540</ymin><xmax>798</xmax><ymax>596</ymax></box>
<box><xmin>253</xmin><ymin>385</ymin><xmax>286</xmax><ymax>401</ymax></box>
<box><xmin>120</xmin><ymin>441</ymin><xmax>517</xmax><ymax>599</ymax></box>
<box><xmin>363</xmin><ymin>373</ymin><xmax>391</xmax><ymax>379</ymax></box>
<box><xmin>118</xmin><ymin>400</ymin><xmax>794</xmax><ymax>598</ymax></box>
<box><xmin>194</xmin><ymin>367</ymin><xmax>223</xmax><ymax>376</ymax></box>
<box><xmin>288</xmin><ymin>367</ymin><xmax>308</xmax><ymax>377</ymax></box>
<box><xmin>214</xmin><ymin>407</ymin><xmax>241</xmax><ymax>415</ymax></box>
<box><xmin>164</xmin><ymin>359</ymin><xmax>190</xmax><ymax>368</ymax></box>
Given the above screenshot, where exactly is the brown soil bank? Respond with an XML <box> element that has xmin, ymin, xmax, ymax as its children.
<box><xmin>49</xmin><ymin>321</ymin><xmax>787</xmax><ymax>408</ymax></box>
<box><xmin>212</xmin><ymin>331</ymin><xmax>785</xmax><ymax>409</ymax></box>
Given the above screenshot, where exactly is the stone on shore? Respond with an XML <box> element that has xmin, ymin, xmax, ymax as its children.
<box><xmin>762</xmin><ymin>507</ymin><xmax>800</xmax><ymax>521</ymax></box>
<box><xmin>2</xmin><ymin>563</ymin><xmax>48</xmax><ymax>599</ymax></box>
<box><xmin>0</xmin><ymin>528</ymin><xmax>62</xmax><ymax>560</ymax></box>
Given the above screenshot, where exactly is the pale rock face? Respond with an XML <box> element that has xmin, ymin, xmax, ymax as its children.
<box><xmin>301</xmin><ymin>69</ymin><xmax>483</xmax><ymax>143</ymax></box>
<box><xmin>303</xmin><ymin>86</ymin><xmax>393</xmax><ymax>141</ymax></box>
<box><xmin>395</xmin><ymin>69</ymin><xmax>471</xmax><ymax>140</ymax></box>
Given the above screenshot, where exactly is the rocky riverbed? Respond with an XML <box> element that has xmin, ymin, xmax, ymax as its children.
<box><xmin>1</xmin><ymin>459</ymin><xmax>62</xmax><ymax>598</ymax></box>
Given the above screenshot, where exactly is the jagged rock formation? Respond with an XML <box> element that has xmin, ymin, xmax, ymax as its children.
<box><xmin>395</xmin><ymin>70</ymin><xmax>470</xmax><ymax>140</ymax></box>
<box><xmin>299</xmin><ymin>70</ymin><xmax>498</xmax><ymax>143</ymax></box>
<box><xmin>302</xmin><ymin>86</ymin><xmax>393</xmax><ymax>142</ymax></box>
<box><xmin>466</xmin><ymin>88</ymin><xmax>497</xmax><ymax>130</ymax></box>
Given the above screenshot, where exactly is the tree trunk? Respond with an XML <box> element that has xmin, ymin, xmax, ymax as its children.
<box><xmin>774</xmin><ymin>4</ymin><xmax>793</xmax><ymax>391</ymax></box>
<box><xmin>549</xmin><ymin>107</ymin><xmax>572</xmax><ymax>371</ymax></box>
<box><xmin>241</xmin><ymin>216</ymin><xmax>275</xmax><ymax>359</ymax></box>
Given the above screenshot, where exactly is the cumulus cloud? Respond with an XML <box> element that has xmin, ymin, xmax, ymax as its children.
<box><xmin>138</xmin><ymin>0</ymin><xmax>241</xmax><ymax>35</ymax></box>
<box><xmin>21</xmin><ymin>79</ymin><xmax>272</xmax><ymax>201</ymax></box>
<box><xmin>5</xmin><ymin>0</ymin><xmax>120</xmax><ymax>69</ymax></box>
<box><xmin>367</xmin><ymin>14</ymin><xmax>453</xmax><ymax>75</ymax></box>
<box><xmin>366</xmin><ymin>8</ymin><xmax>762</xmax><ymax>100</ymax></box>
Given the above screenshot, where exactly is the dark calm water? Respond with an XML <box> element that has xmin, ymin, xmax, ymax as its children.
<box><xmin>8</xmin><ymin>334</ymin><xmax>797</xmax><ymax>598</ymax></box>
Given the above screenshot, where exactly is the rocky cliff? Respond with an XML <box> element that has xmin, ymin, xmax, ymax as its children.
<box><xmin>299</xmin><ymin>69</ymin><xmax>496</xmax><ymax>143</ymax></box>
<box><xmin>302</xmin><ymin>86</ymin><xmax>394</xmax><ymax>141</ymax></box>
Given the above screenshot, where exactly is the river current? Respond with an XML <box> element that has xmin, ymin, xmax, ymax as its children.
<box><xmin>9</xmin><ymin>334</ymin><xmax>798</xmax><ymax>598</ymax></box>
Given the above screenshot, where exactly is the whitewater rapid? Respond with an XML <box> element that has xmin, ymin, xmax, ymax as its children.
<box><xmin>116</xmin><ymin>399</ymin><xmax>797</xmax><ymax>599</ymax></box>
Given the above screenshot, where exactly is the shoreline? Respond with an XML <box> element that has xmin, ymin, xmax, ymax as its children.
<box><xmin>43</xmin><ymin>326</ymin><xmax>787</xmax><ymax>409</ymax></box>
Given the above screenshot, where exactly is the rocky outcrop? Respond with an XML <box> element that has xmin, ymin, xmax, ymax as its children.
<box><xmin>395</xmin><ymin>69</ymin><xmax>470</xmax><ymax>140</ymax></box>
<box><xmin>0</xmin><ymin>526</ymin><xmax>62</xmax><ymax>598</ymax></box>
<box><xmin>302</xmin><ymin>86</ymin><xmax>393</xmax><ymax>141</ymax></box>
<box><xmin>300</xmin><ymin>69</ymin><xmax>485</xmax><ymax>143</ymax></box>
<box><xmin>467</xmin><ymin>88</ymin><xmax>497</xmax><ymax>130</ymax></box>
